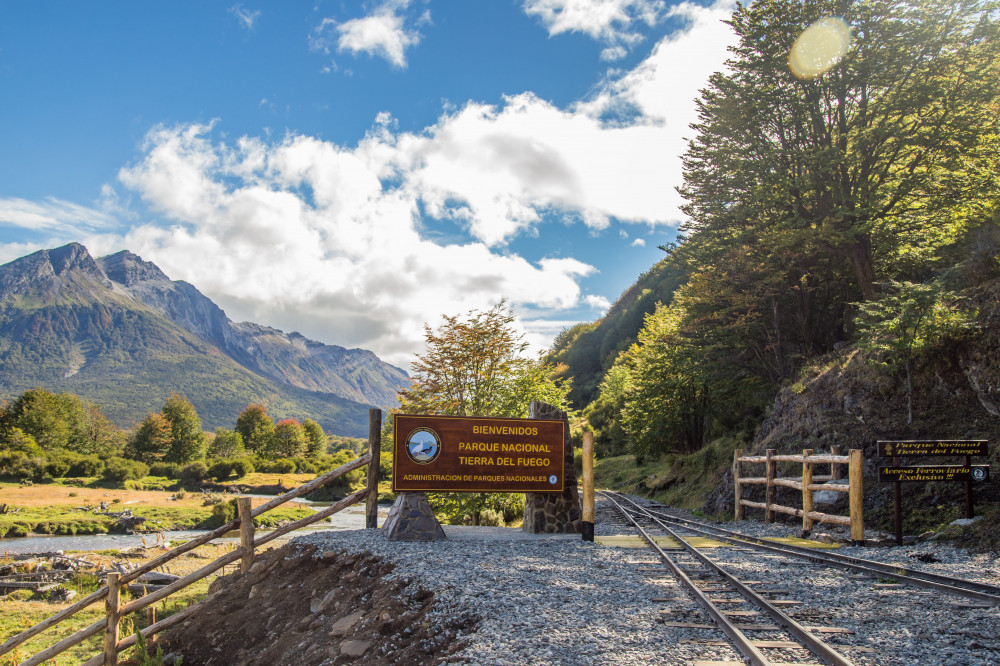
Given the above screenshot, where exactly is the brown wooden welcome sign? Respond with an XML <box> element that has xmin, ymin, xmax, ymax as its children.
<box><xmin>391</xmin><ymin>414</ymin><xmax>565</xmax><ymax>493</ymax></box>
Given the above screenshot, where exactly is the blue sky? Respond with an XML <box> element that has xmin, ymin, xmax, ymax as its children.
<box><xmin>0</xmin><ymin>0</ymin><xmax>736</xmax><ymax>368</ymax></box>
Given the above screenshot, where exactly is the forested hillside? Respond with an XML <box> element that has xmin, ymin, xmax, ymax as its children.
<box><xmin>555</xmin><ymin>0</ymin><xmax>1000</xmax><ymax>502</ymax></box>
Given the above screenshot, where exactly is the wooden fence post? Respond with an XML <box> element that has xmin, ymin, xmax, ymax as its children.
<box><xmin>581</xmin><ymin>432</ymin><xmax>595</xmax><ymax>541</ymax></box>
<box><xmin>733</xmin><ymin>448</ymin><xmax>744</xmax><ymax>520</ymax></box>
<box><xmin>831</xmin><ymin>445</ymin><xmax>842</xmax><ymax>481</ymax></box>
<box><xmin>104</xmin><ymin>573</ymin><xmax>120</xmax><ymax>666</ymax></box>
<box><xmin>849</xmin><ymin>448</ymin><xmax>864</xmax><ymax>545</ymax></box>
<box><xmin>764</xmin><ymin>449</ymin><xmax>776</xmax><ymax>523</ymax></box>
<box><xmin>366</xmin><ymin>408</ymin><xmax>382</xmax><ymax>529</ymax></box>
<box><xmin>237</xmin><ymin>497</ymin><xmax>254</xmax><ymax>574</ymax></box>
<box><xmin>801</xmin><ymin>449</ymin><xmax>814</xmax><ymax>535</ymax></box>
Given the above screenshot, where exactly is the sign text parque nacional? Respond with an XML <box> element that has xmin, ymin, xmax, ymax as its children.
<box><xmin>877</xmin><ymin>440</ymin><xmax>989</xmax><ymax>458</ymax></box>
<box><xmin>392</xmin><ymin>414</ymin><xmax>565</xmax><ymax>493</ymax></box>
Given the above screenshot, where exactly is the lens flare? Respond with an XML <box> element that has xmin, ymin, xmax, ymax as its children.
<box><xmin>789</xmin><ymin>17</ymin><xmax>851</xmax><ymax>79</ymax></box>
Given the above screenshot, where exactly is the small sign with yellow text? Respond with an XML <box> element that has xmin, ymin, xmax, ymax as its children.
<box><xmin>878</xmin><ymin>465</ymin><xmax>990</xmax><ymax>483</ymax></box>
<box><xmin>877</xmin><ymin>440</ymin><xmax>988</xmax><ymax>458</ymax></box>
<box><xmin>392</xmin><ymin>414</ymin><xmax>565</xmax><ymax>493</ymax></box>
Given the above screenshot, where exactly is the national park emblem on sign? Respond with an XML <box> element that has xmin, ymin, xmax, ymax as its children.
<box><xmin>406</xmin><ymin>427</ymin><xmax>441</xmax><ymax>465</ymax></box>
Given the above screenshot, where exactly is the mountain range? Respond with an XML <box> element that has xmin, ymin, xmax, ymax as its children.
<box><xmin>0</xmin><ymin>243</ymin><xmax>410</xmax><ymax>437</ymax></box>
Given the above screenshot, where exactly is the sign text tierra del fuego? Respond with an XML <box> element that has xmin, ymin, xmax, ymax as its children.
<box><xmin>877</xmin><ymin>440</ymin><xmax>989</xmax><ymax>458</ymax></box>
<box><xmin>392</xmin><ymin>414</ymin><xmax>566</xmax><ymax>493</ymax></box>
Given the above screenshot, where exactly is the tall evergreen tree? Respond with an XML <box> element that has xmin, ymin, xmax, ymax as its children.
<box><xmin>302</xmin><ymin>419</ymin><xmax>327</xmax><ymax>458</ymax></box>
<box><xmin>131</xmin><ymin>413</ymin><xmax>172</xmax><ymax>463</ymax></box>
<box><xmin>235</xmin><ymin>404</ymin><xmax>276</xmax><ymax>456</ymax></box>
<box><xmin>271</xmin><ymin>419</ymin><xmax>308</xmax><ymax>459</ymax></box>
<box><xmin>161</xmin><ymin>393</ymin><xmax>207</xmax><ymax>463</ymax></box>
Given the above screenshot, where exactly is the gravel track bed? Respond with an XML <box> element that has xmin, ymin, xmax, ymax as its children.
<box><xmin>297</xmin><ymin>495</ymin><xmax>999</xmax><ymax>665</ymax></box>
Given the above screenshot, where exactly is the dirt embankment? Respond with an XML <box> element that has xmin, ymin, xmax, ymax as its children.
<box><xmin>153</xmin><ymin>543</ymin><xmax>476</xmax><ymax>665</ymax></box>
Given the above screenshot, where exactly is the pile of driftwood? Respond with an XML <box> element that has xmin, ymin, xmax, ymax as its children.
<box><xmin>0</xmin><ymin>553</ymin><xmax>180</xmax><ymax>602</ymax></box>
<box><xmin>0</xmin><ymin>554</ymin><xmax>96</xmax><ymax>601</ymax></box>
<box><xmin>93</xmin><ymin>508</ymin><xmax>148</xmax><ymax>533</ymax></box>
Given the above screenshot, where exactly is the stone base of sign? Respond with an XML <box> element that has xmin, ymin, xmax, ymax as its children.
<box><xmin>523</xmin><ymin>401</ymin><xmax>582</xmax><ymax>534</ymax></box>
<box><xmin>382</xmin><ymin>492</ymin><xmax>446</xmax><ymax>541</ymax></box>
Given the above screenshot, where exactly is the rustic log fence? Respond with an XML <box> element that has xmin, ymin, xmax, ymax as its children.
<box><xmin>0</xmin><ymin>409</ymin><xmax>383</xmax><ymax>666</ymax></box>
<box><xmin>733</xmin><ymin>446</ymin><xmax>864</xmax><ymax>544</ymax></box>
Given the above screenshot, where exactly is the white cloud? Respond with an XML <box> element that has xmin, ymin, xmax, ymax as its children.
<box><xmin>380</xmin><ymin>1</ymin><xmax>737</xmax><ymax>246</ymax></box>
<box><xmin>584</xmin><ymin>294</ymin><xmax>612</xmax><ymax>310</ymax></box>
<box><xmin>310</xmin><ymin>0</ymin><xmax>423</xmax><ymax>69</ymax></box>
<box><xmin>631</xmin><ymin>237</ymin><xmax>645</xmax><ymax>246</ymax></box>
<box><xmin>3</xmin><ymin>0</ymin><xmax>736</xmax><ymax>365</ymax></box>
<box><xmin>228</xmin><ymin>4</ymin><xmax>261</xmax><ymax>31</ymax></box>
<box><xmin>116</xmin><ymin>124</ymin><xmax>594</xmax><ymax>367</ymax></box>
<box><xmin>601</xmin><ymin>45</ymin><xmax>629</xmax><ymax>61</ymax></box>
<box><xmin>524</xmin><ymin>0</ymin><xmax>664</xmax><ymax>55</ymax></box>
<box><xmin>0</xmin><ymin>197</ymin><xmax>119</xmax><ymax>234</ymax></box>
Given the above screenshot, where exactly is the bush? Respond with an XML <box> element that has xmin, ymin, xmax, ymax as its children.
<box><xmin>148</xmin><ymin>462</ymin><xmax>181</xmax><ymax>479</ymax></box>
<box><xmin>259</xmin><ymin>458</ymin><xmax>296</xmax><ymax>474</ymax></box>
<box><xmin>231</xmin><ymin>458</ymin><xmax>255</xmax><ymax>478</ymax></box>
<box><xmin>478</xmin><ymin>509</ymin><xmax>504</xmax><ymax>526</ymax></box>
<box><xmin>293</xmin><ymin>457</ymin><xmax>319</xmax><ymax>475</ymax></box>
<box><xmin>67</xmin><ymin>453</ymin><xmax>105</xmax><ymax>477</ymax></box>
<box><xmin>44</xmin><ymin>455</ymin><xmax>72</xmax><ymax>478</ymax></box>
<box><xmin>207</xmin><ymin>460</ymin><xmax>234</xmax><ymax>482</ymax></box>
<box><xmin>102</xmin><ymin>458</ymin><xmax>149</xmax><ymax>482</ymax></box>
<box><xmin>177</xmin><ymin>462</ymin><xmax>209</xmax><ymax>487</ymax></box>
<box><xmin>207</xmin><ymin>499</ymin><xmax>237</xmax><ymax>527</ymax></box>
<box><xmin>0</xmin><ymin>521</ymin><xmax>33</xmax><ymax>538</ymax></box>
<box><xmin>0</xmin><ymin>453</ymin><xmax>47</xmax><ymax>481</ymax></box>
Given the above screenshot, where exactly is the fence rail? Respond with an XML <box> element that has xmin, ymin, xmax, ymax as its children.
<box><xmin>733</xmin><ymin>446</ymin><xmax>864</xmax><ymax>544</ymax></box>
<box><xmin>2</xmin><ymin>408</ymin><xmax>382</xmax><ymax>666</ymax></box>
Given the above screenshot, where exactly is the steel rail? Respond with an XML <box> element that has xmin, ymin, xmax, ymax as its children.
<box><xmin>607</xmin><ymin>493</ymin><xmax>1000</xmax><ymax>606</ymax></box>
<box><xmin>602</xmin><ymin>493</ymin><xmax>772</xmax><ymax>665</ymax></box>
<box><xmin>603</xmin><ymin>493</ymin><xmax>857</xmax><ymax>666</ymax></box>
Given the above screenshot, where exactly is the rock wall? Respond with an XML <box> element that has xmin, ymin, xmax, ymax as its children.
<box><xmin>523</xmin><ymin>401</ymin><xmax>582</xmax><ymax>534</ymax></box>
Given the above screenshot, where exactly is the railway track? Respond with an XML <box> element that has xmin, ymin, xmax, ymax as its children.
<box><xmin>600</xmin><ymin>491</ymin><xmax>1000</xmax><ymax>666</ymax></box>
<box><xmin>605</xmin><ymin>491</ymin><xmax>1000</xmax><ymax>606</ymax></box>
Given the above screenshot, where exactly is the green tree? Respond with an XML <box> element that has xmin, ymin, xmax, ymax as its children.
<box><xmin>161</xmin><ymin>393</ymin><xmax>207</xmax><ymax>464</ymax></box>
<box><xmin>302</xmin><ymin>419</ymin><xmax>327</xmax><ymax>457</ymax></box>
<box><xmin>271</xmin><ymin>419</ymin><xmax>308</xmax><ymax>459</ymax></box>
<box><xmin>399</xmin><ymin>301</ymin><xmax>570</xmax><ymax>418</ymax></box>
<box><xmin>583</xmin><ymin>364</ymin><xmax>632</xmax><ymax>458</ymax></box>
<box><xmin>1</xmin><ymin>427</ymin><xmax>42</xmax><ymax>456</ymax></box>
<box><xmin>1</xmin><ymin>388</ymin><xmax>88</xmax><ymax>452</ymax></box>
<box><xmin>207</xmin><ymin>427</ymin><xmax>245</xmax><ymax>458</ymax></box>
<box><xmin>855</xmin><ymin>280</ymin><xmax>977</xmax><ymax>423</ymax></box>
<box><xmin>399</xmin><ymin>301</ymin><xmax>570</xmax><ymax>525</ymax></box>
<box><xmin>130</xmin><ymin>413</ymin><xmax>172</xmax><ymax>463</ymax></box>
<box><xmin>81</xmin><ymin>405</ymin><xmax>122</xmax><ymax>457</ymax></box>
<box><xmin>235</xmin><ymin>404</ymin><xmax>275</xmax><ymax>456</ymax></box>
<box><xmin>680</xmin><ymin>0</ymin><xmax>1000</xmax><ymax>301</ymax></box>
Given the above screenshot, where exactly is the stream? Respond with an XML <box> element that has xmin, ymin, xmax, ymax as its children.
<box><xmin>0</xmin><ymin>500</ymin><xmax>378</xmax><ymax>556</ymax></box>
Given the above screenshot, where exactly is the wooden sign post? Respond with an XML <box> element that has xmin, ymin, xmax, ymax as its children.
<box><xmin>877</xmin><ymin>440</ymin><xmax>990</xmax><ymax>545</ymax></box>
<box><xmin>581</xmin><ymin>431</ymin><xmax>595</xmax><ymax>542</ymax></box>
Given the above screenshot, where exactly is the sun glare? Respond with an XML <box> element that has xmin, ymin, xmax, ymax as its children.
<box><xmin>789</xmin><ymin>17</ymin><xmax>852</xmax><ymax>79</ymax></box>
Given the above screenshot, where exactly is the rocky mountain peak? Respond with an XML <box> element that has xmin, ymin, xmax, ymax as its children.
<box><xmin>0</xmin><ymin>243</ymin><xmax>109</xmax><ymax>298</ymax></box>
<box><xmin>99</xmin><ymin>250</ymin><xmax>170</xmax><ymax>286</ymax></box>
<box><xmin>47</xmin><ymin>242</ymin><xmax>102</xmax><ymax>277</ymax></box>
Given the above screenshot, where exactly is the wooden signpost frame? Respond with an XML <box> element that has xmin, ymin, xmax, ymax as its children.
<box><xmin>877</xmin><ymin>440</ymin><xmax>990</xmax><ymax>546</ymax></box>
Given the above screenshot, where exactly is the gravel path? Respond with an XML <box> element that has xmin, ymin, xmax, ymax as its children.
<box><xmin>297</xmin><ymin>495</ymin><xmax>1000</xmax><ymax>665</ymax></box>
